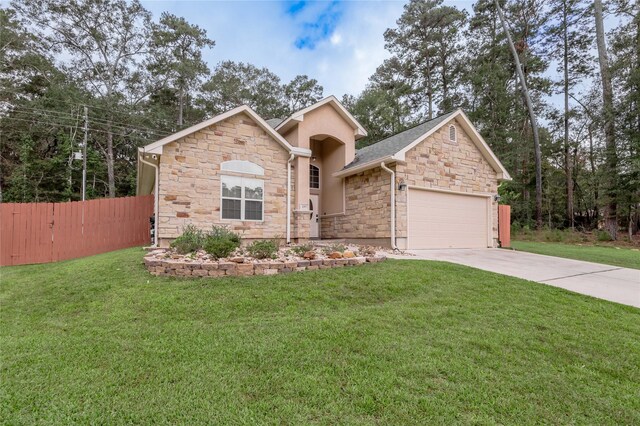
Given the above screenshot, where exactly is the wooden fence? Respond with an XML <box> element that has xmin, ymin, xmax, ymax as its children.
<box><xmin>1</xmin><ymin>195</ymin><xmax>154</xmax><ymax>266</ymax></box>
<box><xmin>498</xmin><ymin>204</ymin><xmax>511</xmax><ymax>248</ymax></box>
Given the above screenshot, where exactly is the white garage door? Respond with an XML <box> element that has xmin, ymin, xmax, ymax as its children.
<box><xmin>408</xmin><ymin>189</ymin><xmax>489</xmax><ymax>249</ymax></box>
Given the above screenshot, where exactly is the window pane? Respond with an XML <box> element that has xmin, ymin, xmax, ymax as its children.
<box><xmin>245</xmin><ymin>200</ymin><xmax>262</xmax><ymax>220</ymax></box>
<box><xmin>222</xmin><ymin>176</ymin><xmax>242</xmax><ymax>198</ymax></box>
<box><xmin>244</xmin><ymin>179</ymin><xmax>263</xmax><ymax>200</ymax></box>
<box><xmin>310</xmin><ymin>165</ymin><xmax>320</xmax><ymax>189</ymax></box>
<box><xmin>222</xmin><ymin>199</ymin><xmax>241</xmax><ymax>219</ymax></box>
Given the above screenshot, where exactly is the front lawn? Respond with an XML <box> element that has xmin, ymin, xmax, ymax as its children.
<box><xmin>511</xmin><ymin>240</ymin><xmax>640</xmax><ymax>270</ymax></box>
<box><xmin>1</xmin><ymin>248</ymin><xmax>638</xmax><ymax>424</ymax></box>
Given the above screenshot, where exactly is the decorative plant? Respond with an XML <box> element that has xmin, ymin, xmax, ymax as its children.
<box><xmin>170</xmin><ymin>224</ymin><xmax>205</xmax><ymax>254</ymax></box>
<box><xmin>246</xmin><ymin>240</ymin><xmax>279</xmax><ymax>259</ymax></box>
<box><xmin>291</xmin><ymin>243</ymin><xmax>314</xmax><ymax>257</ymax></box>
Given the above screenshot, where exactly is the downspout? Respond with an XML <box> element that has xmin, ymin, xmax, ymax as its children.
<box><xmin>139</xmin><ymin>153</ymin><xmax>159</xmax><ymax>247</ymax></box>
<box><xmin>287</xmin><ymin>153</ymin><xmax>295</xmax><ymax>244</ymax></box>
<box><xmin>380</xmin><ymin>162</ymin><xmax>397</xmax><ymax>250</ymax></box>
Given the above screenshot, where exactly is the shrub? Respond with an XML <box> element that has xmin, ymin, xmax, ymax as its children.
<box><xmin>199</xmin><ymin>225</ymin><xmax>242</xmax><ymax>259</ymax></box>
<box><xmin>291</xmin><ymin>243</ymin><xmax>313</xmax><ymax>257</ymax></box>
<box><xmin>209</xmin><ymin>225</ymin><xmax>241</xmax><ymax>246</ymax></box>
<box><xmin>247</xmin><ymin>239</ymin><xmax>279</xmax><ymax>259</ymax></box>
<box><xmin>595</xmin><ymin>229</ymin><xmax>613</xmax><ymax>242</ymax></box>
<box><xmin>170</xmin><ymin>225</ymin><xmax>205</xmax><ymax>254</ymax></box>
<box><xmin>323</xmin><ymin>243</ymin><xmax>345</xmax><ymax>254</ymax></box>
<box><xmin>204</xmin><ymin>237</ymin><xmax>239</xmax><ymax>259</ymax></box>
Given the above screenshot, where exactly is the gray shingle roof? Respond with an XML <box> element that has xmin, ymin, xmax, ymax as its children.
<box><xmin>265</xmin><ymin>118</ymin><xmax>283</xmax><ymax>128</ymax></box>
<box><xmin>342</xmin><ymin>110</ymin><xmax>458</xmax><ymax>171</ymax></box>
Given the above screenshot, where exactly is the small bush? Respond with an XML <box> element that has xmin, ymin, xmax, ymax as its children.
<box><xmin>247</xmin><ymin>240</ymin><xmax>279</xmax><ymax>259</ymax></box>
<box><xmin>596</xmin><ymin>229</ymin><xmax>614</xmax><ymax>242</ymax></box>
<box><xmin>209</xmin><ymin>225</ymin><xmax>241</xmax><ymax>246</ymax></box>
<box><xmin>204</xmin><ymin>237</ymin><xmax>239</xmax><ymax>259</ymax></box>
<box><xmin>170</xmin><ymin>225</ymin><xmax>205</xmax><ymax>254</ymax></box>
<box><xmin>291</xmin><ymin>243</ymin><xmax>314</xmax><ymax>257</ymax></box>
<box><xmin>323</xmin><ymin>243</ymin><xmax>346</xmax><ymax>254</ymax></box>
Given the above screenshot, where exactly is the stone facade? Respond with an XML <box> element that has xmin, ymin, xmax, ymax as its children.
<box><xmin>322</xmin><ymin>118</ymin><xmax>499</xmax><ymax>247</ymax></box>
<box><xmin>320</xmin><ymin>166</ymin><xmax>392</xmax><ymax>239</ymax></box>
<box><xmin>157</xmin><ymin>113</ymin><xmax>294</xmax><ymax>246</ymax></box>
<box><xmin>396</xmin><ymin>118</ymin><xmax>499</xmax><ymax>245</ymax></box>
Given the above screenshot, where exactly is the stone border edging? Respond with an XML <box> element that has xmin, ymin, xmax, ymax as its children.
<box><xmin>143</xmin><ymin>254</ymin><xmax>386</xmax><ymax>277</ymax></box>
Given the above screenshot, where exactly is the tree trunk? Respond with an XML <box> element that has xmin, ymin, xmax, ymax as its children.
<box><xmin>594</xmin><ymin>0</ymin><xmax>618</xmax><ymax>239</ymax></box>
<box><xmin>495</xmin><ymin>0</ymin><xmax>543</xmax><ymax>229</ymax></box>
<box><xmin>106</xmin><ymin>121</ymin><xmax>116</xmax><ymax>198</ymax></box>
<box><xmin>563</xmin><ymin>0</ymin><xmax>574</xmax><ymax>229</ymax></box>
<box><xmin>587</xmin><ymin>124</ymin><xmax>599</xmax><ymax>226</ymax></box>
<box><xmin>178</xmin><ymin>85</ymin><xmax>184</xmax><ymax>126</ymax></box>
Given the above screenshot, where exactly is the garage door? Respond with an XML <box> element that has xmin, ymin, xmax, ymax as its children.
<box><xmin>408</xmin><ymin>189</ymin><xmax>489</xmax><ymax>249</ymax></box>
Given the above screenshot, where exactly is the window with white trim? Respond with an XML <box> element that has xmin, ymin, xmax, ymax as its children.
<box><xmin>310</xmin><ymin>164</ymin><xmax>320</xmax><ymax>189</ymax></box>
<box><xmin>221</xmin><ymin>176</ymin><xmax>264</xmax><ymax>221</ymax></box>
<box><xmin>449</xmin><ymin>125</ymin><xmax>457</xmax><ymax>142</ymax></box>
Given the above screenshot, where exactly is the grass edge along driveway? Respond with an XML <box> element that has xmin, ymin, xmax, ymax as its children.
<box><xmin>1</xmin><ymin>248</ymin><xmax>639</xmax><ymax>424</ymax></box>
<box><xmin>511</xmin><ymin>240</ymin><xmax>640</xmax><ymax>270</ymax></box>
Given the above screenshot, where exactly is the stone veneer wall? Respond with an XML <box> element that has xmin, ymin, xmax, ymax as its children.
<box><xmin>144</xmin><ymin>255</ymin><xmax>385</xmax><ymax>277</ymax></box>
<box><xmin>320</xmin><ymin>166</ymin><xmax>392</xmax><ymax>239</ymax></box>
<box><xmin>158</xmin><ymin>113</ymin><xmax>294</xmax><ymax>246</ymax></box>
<box><xmin>395</xmin><ymin>118</ymin><xmax>499</xmax><ymax>245</ymax></box>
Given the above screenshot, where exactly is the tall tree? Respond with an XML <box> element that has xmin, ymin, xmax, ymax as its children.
<box><xmin>594</xmin><ymin>0</ymin><xmax>619</xmax><ymax>239</ymax></box>
<box><xmin>148</xmin><ymin>12</ymin><xmax>214</xmax><ymax>127</ymax></box>
<box><xmin>283</xmin><ymin>75</ymin><xmax>323</xmax><ymax>114</ymax></box>
<box><xmin>494</xmin><ymin>0</ymin><xmax>544</xmax><ymax>229</ymax></box>
<box><xmin>14</xmin><ymin>0</ymin><xmax>152</xmax><ymax>198</ymax></box>
<box><xmin>544</xmin><ymin>0</ymin><xmax>593</xmax><ymax>227</ymax></box>
<box><xmin>384</xmin><ymin>0</ymin><xmax>467</xmax><ymax>119</ymax></box>
<box><xmin>199</xmin><ymin>61</ymin><xmax>286</xmax><ymax>118</ymax></box>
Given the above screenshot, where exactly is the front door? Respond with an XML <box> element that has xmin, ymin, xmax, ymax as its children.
<box><xmin>309</xmin><ymin>194</ymin><xmax>319</xmax><ymax>238</ymax></box>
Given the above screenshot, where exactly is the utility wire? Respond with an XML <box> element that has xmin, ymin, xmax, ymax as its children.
<box><xmin>7</xmin><ymin>106</ymin><xmax>172</xmax><ymax>138</ymax></box>
<box><xmin>4</xmin><ymin>116</ymin><xmax>164</xmax><ymax>141</ymax></box>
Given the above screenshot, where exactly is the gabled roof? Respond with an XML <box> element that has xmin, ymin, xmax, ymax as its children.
<box><xmin>343</xmin><ymin>111</ymin><xmax>458</xmax><ymax>171</ymax></box>
<box><xmin>334</xmin><ymin>109</ymin><xmax>511</xmax><ymax>181</ymax></box>
<box><xmin>275</xmin><ymin>95</ymin><xmax>368</xmax><ymax>139</ymax></box>
<box><xmin>140</xmin><ymin>105</ymin><xmax>311</xmax><ymax>157</ymax></box>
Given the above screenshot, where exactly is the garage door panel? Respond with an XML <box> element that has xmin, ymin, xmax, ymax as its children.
<box><xmin>408</xmin><ymin>189</ymin><xmax>488</xmax><ymax>249</ymax></box>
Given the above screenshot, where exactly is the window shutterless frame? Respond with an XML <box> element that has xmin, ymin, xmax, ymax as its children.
<box><xmin>449</xmin><ymin>125</ymin><xmax>457</xmax><ymax>142</ymax></box>
<box><xmin>310</xmin><ymin>164</ymin><xmax>320</xmax><ymax>189</ymax></box>
<box><xmin>220</xmin><ymin>175</ymin><xmax>264</xmax><ymax>222</ymax></box>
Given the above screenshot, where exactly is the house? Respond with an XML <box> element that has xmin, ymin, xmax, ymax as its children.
<box><xmin>137</xmin><ymin>96</ymin><xmax>511</xmax><ymax>249</ymax></box>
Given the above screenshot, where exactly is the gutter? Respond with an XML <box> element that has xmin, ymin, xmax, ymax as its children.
<box><xmin>139</xmin><ymin>153</ymin><xmax>159</xmax><ymax>247</ymax></box>
<box><xmin>380</xmin><ymin>162</ymin><xmax>397</xmax><ymax>250</ymax></box>
<box><xmin>286</xmin><ymin>153</ymin><xmax>295</xmax><ymax>244</ymax></box>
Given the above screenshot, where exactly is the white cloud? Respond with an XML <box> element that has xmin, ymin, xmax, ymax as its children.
<box><xmin>140</xmin><ymin>1</ymin><xmax>405</xmax><ymax>98</ymax></box>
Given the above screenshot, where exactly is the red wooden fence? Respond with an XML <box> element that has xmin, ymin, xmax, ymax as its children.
<box><xmin>1</xmin><ymin>195</ymin><xmax>154</xmax><ymax>266</ymax></box>
<box><xmin>498</xmin><ymin>204</ymin><xmax>511</xmax><ymax>248</ymax></box>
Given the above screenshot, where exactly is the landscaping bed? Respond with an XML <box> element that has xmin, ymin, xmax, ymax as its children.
<box><xmin>144</xmin><ymin>241</ymin><xmax>388</xmax><ymax>278</ymax></box>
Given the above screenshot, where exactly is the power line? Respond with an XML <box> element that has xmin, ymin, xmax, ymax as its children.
<box><xmin>7</xmin><ymin>106</ymin><xmax>172</xmax><ymax>138</ymax></box>
<box><xmin>3</xmin><ymin>116</ymin><xmax>164</xmax><ymax>141</ymax></box>
<box><xmin>8</xmin><ymin>105</ymin><xmax>172</xmax><ymax>136</ymax></box>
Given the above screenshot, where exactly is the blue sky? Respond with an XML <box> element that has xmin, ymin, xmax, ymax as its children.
<box><xmin>141</xmin><ymin>1</ymin><xmax>475</xmax><ymax>98</ymax></box>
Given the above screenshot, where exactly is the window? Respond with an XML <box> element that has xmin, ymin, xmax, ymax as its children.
<box><xmin>449</xmin><ymin>125</ymin><xmax>457</xmax><ymax>142</ymax></box>
<box><xmin>310</xmin><ymin>164</ymin><xmax>320</xmax><ymax>189</ymax></box>
<box><xmin>221</xmin><ymin>176</ymin><xmax>264</xmax><ymax>221</ymax></box>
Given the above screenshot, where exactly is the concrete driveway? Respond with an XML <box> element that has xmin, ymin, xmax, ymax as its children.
<box><xmin>391</xmin><ymin>249</ymin><xmax>639</xmax><ymax>308</ymax></box>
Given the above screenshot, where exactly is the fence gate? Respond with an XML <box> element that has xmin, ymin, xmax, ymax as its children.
<box><xmin>1</xmin><ymin>195</ymin><xmax>153</xmax><ymax>267</ymax></box>
<box><xmin>498</xmin><ymin>204</ymin><xmax>511</xmax><ymax>248</ymax></box>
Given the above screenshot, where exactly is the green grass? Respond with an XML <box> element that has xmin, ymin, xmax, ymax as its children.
<box><xmin>1</xmin><ymin>249</ymin><xmax>639</xmax><ymax>424</ymax></box>
<box><xmin>512</xmin><ymin>240</ymin><xmax>640</xmax><ymax>270</ymax></box>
